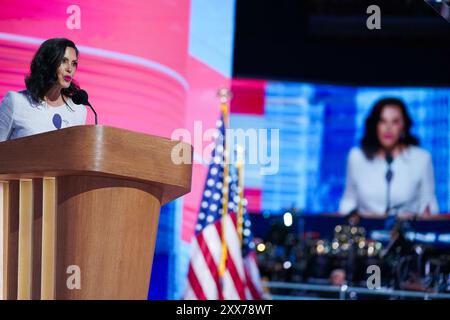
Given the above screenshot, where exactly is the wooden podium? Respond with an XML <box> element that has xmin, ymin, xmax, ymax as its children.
<box><xmin>0</xmin><ymin>125</ymin><xmax>192</xmax><ymax>300</ymax></box>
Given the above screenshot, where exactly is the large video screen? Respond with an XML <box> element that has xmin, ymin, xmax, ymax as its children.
<box><xmin>231</xmin><ymin>80</ymin><xmax>450</xmax><ymax>214</ymax></box>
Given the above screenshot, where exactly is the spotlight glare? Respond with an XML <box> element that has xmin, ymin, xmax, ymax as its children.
<box><xmin>316</xmin><ymin>244</ymin><xmax>325</xmax><ymax>254</ymax></box>
<box><xmin>257</xmin><ymin>243</ymin><xmax>266</xmax><ymax>252</ymax></box>
<box><xmin>283</xmin><ymin>212</ymin><xmax>293</xmax><ymax>227</ymax></box>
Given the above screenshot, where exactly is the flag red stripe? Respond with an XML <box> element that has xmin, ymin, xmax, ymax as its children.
<box><xmin>188</xmin><ymin>262</ymin><xmax>207</xmax><ymax>300</ymax></box>
<box><xmin>213</xmin><ymin>218</ymin><xmax>246</xmax><ymax>300</ymax></box>
<box><xmin>196</xmin><ymin>231</ymin><xmax>224</xmax><ymax>299</ymax></box>
<box><xmin>229</xmin><ymin>211</ymin><xmax>237</xmax><ymax>228</ymax></box>
<box><xmin>225</xmin><ymin>249</ymin><xmax>247</xmax><ymax>299</ymax></box>
<box><xmin>214</xmin><ymin>217</ymin><xmax>223</xmax><ymax>238</ymax></box>
<box><xmin>244</xmin><ymin>258</ymin><xmax>262</xmax><ymax>300</ymax></box>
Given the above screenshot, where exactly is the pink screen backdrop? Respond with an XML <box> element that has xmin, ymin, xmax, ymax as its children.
<box><xmin>0</xmin><ymin>0</ymin><xmax>232</xmax><ymax>245</ymax></box>
<box><xmin>0</xmin><ymin>0</ymin><xmax>191</xmax><ymax>137</ymax></box>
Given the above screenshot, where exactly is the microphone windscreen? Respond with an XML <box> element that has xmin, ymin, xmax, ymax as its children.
<box><xmin>72</xmin><ymin>89</ymin><xmax>88</xmax><ymax>105</ymax></box>
<box><xmin>386</xmin><ymin>152</ymin><xmax>393</xmax><ymax>165</ymax></box>
<box><xmin>52</xmin><ymin>113</ymin><xmax>62</xmax><ymax>129</ymax></box>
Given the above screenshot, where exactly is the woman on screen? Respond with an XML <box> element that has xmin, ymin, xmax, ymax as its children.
<box><xmin>339</xmin><ymin>97</ymin><xmax>439</xmax><ymax>217</ymax></box>
<box><xmin>0</xmin><ymin>38</ymin><xmax>86</xmax><ymax>142</ymax></box>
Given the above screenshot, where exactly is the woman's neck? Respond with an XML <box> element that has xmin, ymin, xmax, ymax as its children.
<box><xmin>44</xmin><ymin>85</ymin><xmax>64</xmax><ymax>106</ymax></box>
<box><xmin>377</xmin><ymin>144</ymin><xmax>405</xmax><ymax>159</ymax></box>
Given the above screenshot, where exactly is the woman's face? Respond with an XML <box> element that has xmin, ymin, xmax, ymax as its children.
<box><xmin>377</xmin><ymin>105</ymin><xmax>405</xmax><ymax>150</ymax></box>
<box><xmin>56</xmin><ymin>47</ymin><xmax>78</xmax><ymax>89</ymax></box>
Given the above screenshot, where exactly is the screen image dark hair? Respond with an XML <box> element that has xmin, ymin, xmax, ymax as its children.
<box><xmin>361</xmin><ymin>97</ymin><xmax>420</xmax><ymax>159</ymax></box>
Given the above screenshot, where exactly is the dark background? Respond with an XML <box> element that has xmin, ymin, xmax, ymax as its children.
<box><xmin>233</xmin><ymin>0</ymin><xmax>450</xmax><ymax>86</ymax></box>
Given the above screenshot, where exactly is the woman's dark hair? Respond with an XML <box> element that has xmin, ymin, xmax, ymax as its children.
<box><xmin>25</xmin><ymin>38</ymin><xmax>79</xmax><ymax>104</ymax></box>
<box><xmin>361</xmin><ymin>97</ymin><xmax>419</xmax><ymax>159</ymax></box>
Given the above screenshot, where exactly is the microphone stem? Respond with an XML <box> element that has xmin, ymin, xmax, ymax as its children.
<box><xmin>86</xmin><ymin>102</ymin><xmax>98</xmax><ymax>125</ymax></box>
<box><xmin>386</xmin><ymin>177</ymin><xmax>391</xmax><ymax>214</ymax></box>
<box><xmin>386</xmin><ymin>165</ymin><xmax>392</xmax><ymax>215</ymax></box>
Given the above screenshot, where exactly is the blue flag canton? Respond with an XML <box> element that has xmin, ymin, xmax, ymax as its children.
<box><xmin>195</xmin><ymin>116</ymin><xmax>243</xmax><ymax>234</ymax></box>
<box><xmin>242</xmin><ymin>204</ymin><xmax>256</xmax><ymax>256</ymax></box>
<box><xmin>194</xmin><ymin>114</ymin><xmax>256</xmax><ymax>256</ymax></box>
<box><xmin>195</xmin><ymin>117</ymin><xmax>226</xmax><ymax>234</ymax></box>
<box><xmin>226</xmin><ymin>157</ymin><xmax>255</xmax><ymax>256</ymax></box>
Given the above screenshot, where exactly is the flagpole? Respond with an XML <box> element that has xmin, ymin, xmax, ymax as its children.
<box><xmin>218</xmin><ymin>88</ymin><xmax>232</xmax><ymax>278</ymax></box>
<box><xmin>236</xmin><ymin>146</ymin><xmax>245</xmax><ymax>242</ymax></box>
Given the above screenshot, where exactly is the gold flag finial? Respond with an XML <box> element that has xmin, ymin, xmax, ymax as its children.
<box><xmin>217</xmin><ymin>87</ymin><xmax>233</xmax><ymax>104</ymax></box>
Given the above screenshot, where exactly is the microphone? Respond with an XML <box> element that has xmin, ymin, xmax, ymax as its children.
<box><xmin>52</xmin><ymin>114</ymin><xmax>62</xmax><ymax>130</ymax></box>
<box><xmin>72</xmin><ymin>89</ymin><xmax>98</xmax><ymax>125</ymax></box>
<box><xmin>385</xmin><ymin>152</ymin><xmax>393</xmax><ymax>166</ymax></box>
<box><xmin>385</xmin><ymin>151</ymin><xmax>393</xmax><ymax>183</ymax></box>
<box><xmin>385</xmin><ymin>151</ymin><xmax>394</xmax><ymax>215</ymax></box>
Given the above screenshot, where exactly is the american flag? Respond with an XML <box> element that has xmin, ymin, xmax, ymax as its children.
<box><xmin>184</xmin><ymin>115</ymin><xmax>264</xmax><ymax>300</ymax></box>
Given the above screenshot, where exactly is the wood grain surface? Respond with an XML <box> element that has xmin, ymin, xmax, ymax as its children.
<box><xmin>55</xmin><ymin>176</ymin><xmax>161</xmax><ymax>299</ymax></box>
<box><xmin>0</xmin><ymin>126</ymin><xmax>193</xmax><ymax>299</ymax></box>
<box><xmin>0</xmin><ymin>125</ymin><xmax>193</xmax><ymax>204</ymax></box>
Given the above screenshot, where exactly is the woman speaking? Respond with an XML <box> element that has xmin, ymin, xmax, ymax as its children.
<box><xmin>0</xmin><ymin>38</ymin><xmax>86</xmax><ymax>141</ymax></box>
<box><xmin>339</xmin><ymin>97</ymin><xmax>439</xmax><ymax>217</ymax></box>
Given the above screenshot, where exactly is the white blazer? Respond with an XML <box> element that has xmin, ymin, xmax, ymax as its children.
<box><xmin>339</xmin><ymin>146</ymin><xmax>439</xmax><ymax>216</ymax></box>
